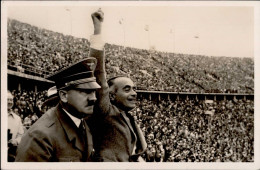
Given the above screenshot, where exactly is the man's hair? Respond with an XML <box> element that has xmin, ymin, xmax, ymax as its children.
<box><xmin>107</xmin><ymin>75</ymin><xmax>128</xmax><ymax>87</ymax></box>
<box><xmin>107</xmin><ymin>75</ymin><xmax>129</xmax><ymax>93</ymax></box>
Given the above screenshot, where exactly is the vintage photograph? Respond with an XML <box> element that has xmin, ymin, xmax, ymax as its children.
<box><xmin>1</xmin><ymin>1</ymin><xmax>259</xmax><ymax>169</ymax></box>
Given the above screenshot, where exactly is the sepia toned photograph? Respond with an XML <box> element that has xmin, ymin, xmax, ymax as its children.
<box><xmin>1</xmin><ymin>1</ymin><xmax>259</xmax><ymax>169</ymax></box>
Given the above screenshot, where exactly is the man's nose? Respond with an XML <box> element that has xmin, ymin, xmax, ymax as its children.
<box><xmin>88</xmin><ymin>91</ymin><xmax>97</xmax><ymax>102</ymax></box>
<box><xmin>130</xmin><ymin>89</ymin><xmax>137</xmax><ymax>97</ymax></box>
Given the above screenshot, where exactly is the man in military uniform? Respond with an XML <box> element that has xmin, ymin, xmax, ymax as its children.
<box><xmin>15</xmin><ymin>58</ymin><xmax>101</xmax><ymax>162</ymax></box>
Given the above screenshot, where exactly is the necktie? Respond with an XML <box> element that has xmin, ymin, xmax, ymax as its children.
<box><xmin>79</xmin><ymin>119</ymin><xmax>88</xmax><ymax>161</ymax></box>
<box><xmin>79</xmin><ymin>120</ymin><xmax>86</xmax><ymax>145</ymax></box>
<box><xmin>79</xmin><ymin>119</ymin><xmax>93</xmax><ymax>161</ymax></box>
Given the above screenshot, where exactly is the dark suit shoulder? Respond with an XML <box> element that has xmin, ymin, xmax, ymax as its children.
<box><xmin>26</xmin><ymin>107</ymin><xmax>58</xmax><ymax>137</ymax></box>
<box><xmin>33</xmin><ymin>107</ymin><xmax>56</xmax><ymax>126</ymax></box>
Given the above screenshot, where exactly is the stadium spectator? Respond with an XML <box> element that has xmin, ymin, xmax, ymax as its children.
<box><xmin>41</xmin><ymin>86</ymin><xmax>59</xmax><ymax>113</ymax></box>
<box><xmin>7</xmin><ymin>90</ymin><xmax>24</xmax><ymax>162</ymax></box>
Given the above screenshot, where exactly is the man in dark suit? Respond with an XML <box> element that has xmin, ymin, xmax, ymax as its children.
<box><xmin>15</xmin><ymin>58</ymin><xmax>101</xmax><ymax>162</ymax></box>
<box><xmin>89</xmin><ymin>9</ymin><xmax>147</xmax><ymax>162</ymax></box>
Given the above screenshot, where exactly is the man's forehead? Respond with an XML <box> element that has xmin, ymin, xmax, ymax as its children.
<box><xmin>114</xmin><ymin>77</ymin><xmax>135</xmax><ymax>87</ymax></box>
<box><xmin>7</xmin><ymin>93</ymin><xmax>13</xmax><ymax>99</ymax></box>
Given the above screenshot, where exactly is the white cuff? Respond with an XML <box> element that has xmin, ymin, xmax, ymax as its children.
<box><xmin>90</xmin><ymin>34</ymin><xmax>105</xmax><ymax>50</ymax></box>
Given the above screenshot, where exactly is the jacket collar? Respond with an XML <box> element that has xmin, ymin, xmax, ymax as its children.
<box><xmin>8</xmin><ymin>110</ymin><xmax>15</xmax><ymax>117</ymax></box>
<box><xmin>62</xmin><ymin>108</ymin><xmax>81</xmax><ymax>128</ymax></box>
<box><xmin>120</xmin><ymin>111</ymin><xmax>147</xmax><ymax>156</ymax></box>
<box><xmin>55</xmin><ymin>104</ymin><xmax>85</xmax><ymax>152</ymax></box>
<box><xmin>121</xmin><ymin>111</ymin><xmax>136</xmax><ymax>140</ymax></box>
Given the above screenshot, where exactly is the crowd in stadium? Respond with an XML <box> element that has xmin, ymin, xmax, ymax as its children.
<box><xmin>9</xmin><ymin>90</ymin><xmax>46</xmax><ymax>129</ymax></box>
<box><xmin>7</xmin><ymin>19</ymin><xmax>90</xmax><ymax>76</ymax></box>
<box><xmin>132</xmin><ymin>98</ymin><xmax>254</xmax><ymax>162</ymax></box>
<box><xmin>8</xmin><ymin>89</ymin><xmax>254</xmax><ymax>162</ymax></box>
<box><xmin>7</xmin><ymin>19</ymin><xmax>254</xmax><ymax>93</ymax></box>
<box><xmin>7</xmin><ymin>18</ymin><xmax>254</xmax><ymax>162</ymax></box>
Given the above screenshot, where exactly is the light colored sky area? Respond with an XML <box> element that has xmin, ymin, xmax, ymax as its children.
<box><xmin>7</xmin><ymin>3</ymin><xmax>254</xmax><ymax>58</ymax></box>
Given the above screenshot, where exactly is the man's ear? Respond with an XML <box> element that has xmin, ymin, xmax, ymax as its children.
<box><xmin>59</xmin><ymin>90</ymin><xmax>68</xmax><ymax>103</ymax></box>
<box><xmin>109</xmin><ymin>92</ymin><xmax>115</xmax><ymax>101</ymax></box>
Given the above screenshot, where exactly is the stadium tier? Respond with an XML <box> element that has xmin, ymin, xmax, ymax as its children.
<box><xmin>7</xmin><ymin>19</ymin><xmax>254</xmax><ymax>93</ymax></box>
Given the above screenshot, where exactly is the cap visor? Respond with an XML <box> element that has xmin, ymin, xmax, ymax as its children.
<box><xmin>76</xmin><ymin>81</ymin><xmax>101</xmax><ymax>89</ymax></box>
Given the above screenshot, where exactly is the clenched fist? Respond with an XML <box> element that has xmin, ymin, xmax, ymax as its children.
<box><xmin>91</xmin><ymin>8</ymin><xmax>104</xmax><ymax>35</ymax></box>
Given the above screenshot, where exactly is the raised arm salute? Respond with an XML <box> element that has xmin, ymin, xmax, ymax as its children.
<box><xmin>89</xmin><ymin>9</ymin><xmax>147</xmax><ymax>162</ymax></box>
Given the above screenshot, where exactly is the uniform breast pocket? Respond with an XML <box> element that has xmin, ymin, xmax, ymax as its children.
<box><xmin>59</xmin><ymin>157</ymin><xmax>81</xmax><ymax>162</ymax></box>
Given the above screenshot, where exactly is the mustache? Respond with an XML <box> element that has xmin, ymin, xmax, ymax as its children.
<box><xmin>88</xmin><ymin>100</ymin><xmax>96</xmax><ymax>106</ymax></box>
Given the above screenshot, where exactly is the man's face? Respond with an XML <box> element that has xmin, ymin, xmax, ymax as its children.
<box><xmin>7</xmin><ymin>94</ymin><xmax>13</xmax><ymax>110</ymax></box>
<box><xmin>14</xmin><ymin>108</ymin><xmax>19</xmax><ymax>115</ymax></box>
<box><xmin>112</xmin><ymin>77</ymin><xmax>137</xmax><ymax>111</ymax></box>
<box><xmin>66</xmin><ymin>88</ymin><xmax>97</xmax><ymax>116</ymax></box>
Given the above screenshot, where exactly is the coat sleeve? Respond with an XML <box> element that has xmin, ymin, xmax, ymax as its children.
<box><xmin>89</xmin><ymin>44</ymin><xmax>112</xmax><ymax>116</ymax></box>
<box><xmin>15</xmin><ymin>129</ymin><xmax>53</xmax><ymax>162</ymax></box>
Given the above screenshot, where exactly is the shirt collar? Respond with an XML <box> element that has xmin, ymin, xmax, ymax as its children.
<box><xmin>62</xmin><ymin>108</ymin><xmax>81</xmax><ymax>128</ymax></box>
<box><xmin>8</xmin><ymin>110</ymin><xmax>15</xmax><ymax>117</ymax></box>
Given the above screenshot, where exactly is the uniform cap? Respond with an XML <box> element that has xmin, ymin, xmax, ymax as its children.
<box><xmin>46</xmin><ymin>58</ymin><xmax>101</xmax><ymax>90</ymax></box>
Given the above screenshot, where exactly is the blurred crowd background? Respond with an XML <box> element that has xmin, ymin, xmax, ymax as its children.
<box><xmin>133</xmin><ymin>98</ymin><xmax>253</xmax><ymax>162</ymax></box>
<box><xmin>8</xmin><ymin>89</ymin><xmax>254</xmax><ymax>162</ymax></box>
<box><xmin>6</xmin><ymin>19</ymin><xmax>254</xmax><ymax>162</ymax></box>
<box><xmin>8</xmin><ymin>19</ymin><xmax>254</xmax><ymax>93</ymax></box>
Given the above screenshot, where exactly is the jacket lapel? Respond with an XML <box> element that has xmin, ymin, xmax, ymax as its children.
<box><xmin>126</xmin><ymin>112</ymin><xmax>147</xmax><ymax>154</ymax></box>
<box><xmin>121</xmin><ymin>112</ymin><xmax>147</xmax><ymax>155</ymax></box>
<box><xmin>83</xmin><ymin>119</ymin><xmax>93</xmax><ymax>159</ymax></box>
<box><xmin>122</xmin><ymin>112</ymin><xmax>147</xmax><ymax>161</ymax></box>
<box><xmin>134</xmin><ymin>121</ymin><xmax>147</xmax><ymax>154</ymax></box>
<box><xmin>55</xmin><ymin>104</ymin><xmax>85</xmax><ymax>152</ymax></box>
<box><xmin>121</xmin><ymin>112</ymin><xmax>137</xmax><ymax>142</ymax></box>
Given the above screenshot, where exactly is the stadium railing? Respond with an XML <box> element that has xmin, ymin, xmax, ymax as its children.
<box><xmin>8</xmin><ymin>59</ymin><xmax>49</xmax><ymax>78</ymax></box>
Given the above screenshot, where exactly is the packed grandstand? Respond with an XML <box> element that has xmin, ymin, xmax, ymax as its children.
<box><xmin>7</xmin><ymin>19</ymin><xmax>254</xmax><ymax>162</ymax></box>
